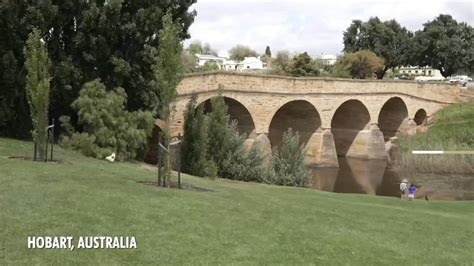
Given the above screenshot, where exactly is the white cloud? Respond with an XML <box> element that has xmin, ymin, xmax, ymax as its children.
<box><xmin>185</xmin><ymin>0</ymin><xmax>474</xmax><ymax>57</ymax></box>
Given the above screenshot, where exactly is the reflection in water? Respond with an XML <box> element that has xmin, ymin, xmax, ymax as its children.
<box><xmin>310</xmin><ymin>158</ymin><xmax>474</xmax><ymax>200</ymax></box>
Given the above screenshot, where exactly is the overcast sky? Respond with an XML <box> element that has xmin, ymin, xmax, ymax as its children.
<box><xmin>183</xmin><ymin>0</ymin><xmax>474</xmax><ymax>58</ymax></box>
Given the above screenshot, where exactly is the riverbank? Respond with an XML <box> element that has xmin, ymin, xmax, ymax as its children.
<box><xmin>0</xmin><ymin>137</ymin><xmax>473</xmax><ymax>264</ymax></box>
<box><xmin>397</xmin><ymin>102</ymin><xmax>474</xmax><ymax>175</ymax></box>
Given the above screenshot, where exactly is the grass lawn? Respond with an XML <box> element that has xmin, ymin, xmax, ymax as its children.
<box><xmin>0</xmin><ymin>138</ymin><xmax>473</xmax><ymax>265</ymax></box>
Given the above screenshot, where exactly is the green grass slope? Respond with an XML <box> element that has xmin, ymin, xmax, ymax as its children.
<box><xmin>0</xmin><ymin>138</ymin><xmax>473</xmax><ymax>265</ymax></box>
<box><xmin>399</xmin><ymin>102</ymin><xmax>474</xmax><ymax>174</ymax></box>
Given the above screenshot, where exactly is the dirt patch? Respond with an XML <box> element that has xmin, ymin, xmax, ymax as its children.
<box><xmin>8</xmin><ymin>156</ymin><xmax>65</xmax><ymax>164</ymax></box>
<box><xmin>137</xmin><ymin>181</ymin><xmax>214</xmax><ymax>192</ymax></box>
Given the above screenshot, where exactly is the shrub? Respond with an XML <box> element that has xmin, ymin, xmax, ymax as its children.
<box><xmin>219</xmin><ymin>122</ymin><xmax>268</xmax><ymax>182</ymax></box>
<box><xmin>181</xmin><ymin>93</ymin><xmax>315</xmax><ymax>187</ymax></box>
<box><xmin>60</xmin><ymin>80</ymin><xmax>154</xmax><ymax>160</ymax></box>
<box><xmin>181</xmin><ymin>93</ymin><xmax>268</xmax><ymax>182</ymax></box>
<box><xmin>269</xmin><ymin>128</ymin><xmax>312</xmax><ymax>187</ymax></box>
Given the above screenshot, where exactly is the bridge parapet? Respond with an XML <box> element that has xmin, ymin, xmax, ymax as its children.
<box><xmin>177</xmin><ymin>72</ymin><xmax>461</xmax><ymax>104</ymax></box>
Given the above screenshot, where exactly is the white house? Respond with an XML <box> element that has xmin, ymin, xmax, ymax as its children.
<box><xmin>399</xmin><ymin>66</ymin><xmax>443</xmax><ymax>79</ymax></box>
<box><xmin>223</xmin><ymin>60</ymin><xmax>238</xmax><ymax>71</ymax></box>
<box><xmin>236</xmin><ymin>57</ymin><xmax>267</xmax><ymax>71</ymax></box>
<box><xmin>321</xmin><ymin>54</ymin><xmax>337</xmax><ymax>66</ymax></box>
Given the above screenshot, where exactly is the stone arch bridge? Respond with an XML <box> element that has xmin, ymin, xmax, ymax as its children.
<box><xmin>166</xmin><ymin>72</ymin><xmax>462</xmax><ymax>168</ymax></box>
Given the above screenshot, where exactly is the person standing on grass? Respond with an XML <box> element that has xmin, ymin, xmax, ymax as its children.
<box><xmin>400</xmin><ymin>179</ymin><xmax>408</xmax><ymax>200</ymax></box>
<box><xmin>408</xmin><ymin>183</ymin><xmax>416</xmax><ymax>200</ymax></box>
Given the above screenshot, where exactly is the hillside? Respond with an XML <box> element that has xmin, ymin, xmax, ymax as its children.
<box><xmin>398</xmin><ymin>102</ymin><xmax>474</xmax><ymax>174</ymax></box>
<box><xmin>0</xmin><ymin>138</ymin><xmax>473</xmax><ymax>265</ymax></box>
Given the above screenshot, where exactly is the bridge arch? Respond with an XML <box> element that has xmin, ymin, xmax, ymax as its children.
<box><xmin>414</xmin><ymin>109</ymin><xmax>427</xmax><ymax>126</ymax></box>
<box><xmin>377</xmin><ymin>97</ymin><xmax>409</xmax><ymax>141</ymax></box>
<box><xmin>268</xmin><ymin>100</ymin><xmax>321</xmax><ymax>148</ymax></box>
<box><xmin>331</xmin><ymin>99</ymin><xmax>371</xmax><ymax>156</ymax></box>
<box><xmin>198</xmin><ymin>96</ymin><xmax>256</xmax><ymax>137</ymax></box>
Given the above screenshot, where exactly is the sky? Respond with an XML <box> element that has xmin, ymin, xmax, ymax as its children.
<box><xmin>183</xmin><ymin>0</ymin><xmax>474</xmax><ymax>58</ymax></box>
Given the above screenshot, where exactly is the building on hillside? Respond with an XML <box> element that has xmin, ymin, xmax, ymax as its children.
<box><xmin>195</xmin><ymin>54</ymin><xmax>226</xmax><ymax>68</ymax></box>
<box><xmin>223</xmin><ymin>60</ymin><xmax>238</xmax><ymax>71</ymax></box>
<box><xmin>321</xmin><ymin>54</ymin><xmax>337</xmax><ymax>66</ymax></box>
<box><xmin>237</xmin><ymin>57</ymin><xmax>267</xmax><ymax>71</ymax></box>
<box><xmin>194</xmin><ymin>54</ymin><xmax>267</xmax><ymax>72</ymax></box>
<box><xmin>398</xmin><ymin>66</ymin><xmax>443</xmax><ymax>79</ymax></box>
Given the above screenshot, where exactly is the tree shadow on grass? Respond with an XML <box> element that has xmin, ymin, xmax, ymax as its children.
<box><xmin>8</xmin><ymin>156</ymin><xmax>66</xmax><ymax>164</ymax></box>
<box><xmin>136</xmin><ymin>181</ymin><xmax>214</xmax><ymax>192</ymax></box>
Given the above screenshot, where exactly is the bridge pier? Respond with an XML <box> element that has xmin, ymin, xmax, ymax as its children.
<box><xmin>305</xmin><ymin>129</ymin><xmax>339</xmax><ymax>167</ymax></box>
<box><xmin>334</xmin><ymin>124</ymin><xmax>388</xmax><ymax>160</ymax></box>
<box><xmin>399</xmin><ymin>118</ymin><xmax>418</xmax><ymax>136</ymax></box>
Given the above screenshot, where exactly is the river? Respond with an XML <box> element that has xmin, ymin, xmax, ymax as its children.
<box><xmin>310</xmin><ymin>158</ymin><xmax>474</xmax><ymax>200</ymax></box>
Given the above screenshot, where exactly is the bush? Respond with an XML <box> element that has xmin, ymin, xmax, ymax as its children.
<box><xmin>181</xmin><ymin>93</ymin><xmax>268</xmax><ymax>182</ymax></box>
<box><xmin>220</xmin><ymin>122</ymin><xmax>268</xmax><ymax>182</ymax></box>
<box><xmin>336</xmin><ymin>51</ymin><xmax>384</xmax><ymax>79</ymax></box>
<box><xmin>60</xmin><ymin>80</ymin><xmax>154</xmax><ymax>160</ymax></box>
<box><xmin>181</xmin><ymin>94</ymin><xmax>314</xmax><ymax>187</ymax></box>
<box><xmin>269</xmin><ymin>128</ymin><xmax>312</xmax><ymax>187</ymax></box>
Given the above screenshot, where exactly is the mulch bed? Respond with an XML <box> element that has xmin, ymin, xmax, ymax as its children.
<box><xmin>8</xmin><ymin>156</ymin><xmax>65</xmax><ymax>164</ymax></box>
<box><xmin>137</xmin><ymin>180</ymin><xmax>214</xmax><ymax>192</ymax></box>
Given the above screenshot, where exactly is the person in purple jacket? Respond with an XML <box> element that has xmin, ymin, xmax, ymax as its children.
<box><xmin>408</xmin><ymin>183</ymin><xmax>416</xmax><ymax>200</ymax></box>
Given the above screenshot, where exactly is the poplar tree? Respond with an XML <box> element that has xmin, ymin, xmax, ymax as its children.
<box><xmin>24</xmin><ymin>28</ymin><xmax>52</xmax><ymax>161</ymax></box>
<box><xmin>153</xmin><ymin>11</ymin><xmax>184</xmax><ymax>182</ymax></box>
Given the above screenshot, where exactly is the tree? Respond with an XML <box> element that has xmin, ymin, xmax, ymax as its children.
<box><xmin>271</xmin><ymin>51</ymin><xmax>291</xmax><ymax>75</ymax></box>
<box><xmin>287</xmin><ymin>52</ymin><xmax>320</xmax><ymax>77</ymax></box>
<box><xmin>0</xmin><ymin>1</ymin><xmax>56</xmax><ymax>138</ymax></box>
<box><xmin>61</xmin><ymin>80</ymin><xmax>154</xmax><ymax>160</ymax></box>
<box><xmin>228</xmin><ymin>44</ymin><xmax>258</xmax><ymax>61</ymax></box>
<box><xmin>153</xmin><ymin>11</ymin><xmax>185</xmax><ymax>181</ymax></box>
<box><xmin>409</xmin><ymin>14</ymin><xmax>474</xmax><ymax>77</ymax></box>
<box><xmin>188</xmin><ymin>40</ymin><xmax>203</xmax><ymax>55</ymax></box>
<box><xmin>0</xmin><ymin>1</ymin><xmax>196</xmax><ymax>138</ymax></box>
<box><xmin>265</xmin><ymin>46</ymin><xmax>272</xmax><ymax>57</ymax></box>
<box><xmin>181</xmin><ymin>94</ymin><xmax>210</xmax><ymax>177</ymax></box>
<box><xmin>24</xmin><ymin>28</ymin><xmax>52</xmax><ymax>161</ymax></box>
<box><xmin>270</xmin><ymin>51</ymin><xmax>320</xmax><ymax>77</ymax></box>
<box><xmin>206</xmin><ymin>93</ymin><xmax>233</xmax><ymax>176</ymax></box>
<box><xmin>343</xmin><ymin>17</ymin><xmax>412</xmax><ymax>79</ymax></box>
<box><xmin>181</xmin><ymin>50</ymin><xmax>198</xmax><ymax>73</ymax></box>
<box><xmin>337</xmin><ymin>51</ymin><xmax>384</xmax><ymax>79</ymax></box>
<box><xmin>270</xmin><ymin>128</ymin><xmax>311</xmax><ymax>187</ymax></box>
<box><xmin>202</xmin><ymin>43</ymin><xmax>218</xmax><ymax>56</ymax></box>
<box><xmin>260</xmin><ymin>46</ymin><xmax>272</xmax><ymax>65</ymax></box>
<box><xmin>187</xmin><ymin>40</ymin><xmax>218</xmax><ymax>56</ymax></box>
